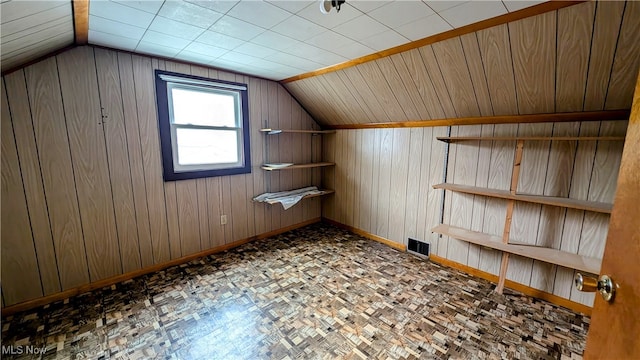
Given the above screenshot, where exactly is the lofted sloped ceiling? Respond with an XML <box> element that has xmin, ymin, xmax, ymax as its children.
<box><xmin>0</xmin><ymin>1</ymin><xmax>74</xmax><ymax>72</ymax></box>
<box><xmin>284</xmin><ymin>1</ymin><xmax>640</xmax><ymax>127</ymax></box>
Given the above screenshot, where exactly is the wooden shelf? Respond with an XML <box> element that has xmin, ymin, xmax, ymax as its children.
<box><xmin>261</xmin><ymin>162</ymin><xmax>335</xmax><ymax>171</ymax></box>
<box><xmin>260</xmin><ymin>189</ymin><xmax>334</xmax><ymax>204</ymax></box>
<box><xmin>437</xmin><ymin>136</ymin><xmax>625</xmax><ymax>143</ymax></box>
<box><xmin>432</xmin><ymin>224</ymin><xmax>602</xmax><ymax>274</ymax></box>
<box><xmin>260</xmin><ymin>128</ymin><xmax>335</xmax><ymax>134</ymax></box>
<box><xmin>433</xmin><ymin>183</ymin><xmax>613</xmax><ymax>214</ymax></box>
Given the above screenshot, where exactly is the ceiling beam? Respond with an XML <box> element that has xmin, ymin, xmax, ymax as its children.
<box><xmin>281</xmin><ymin>1</ymin><xmax>586</xmax><ymax>84</ymax></box>
<box><xmin>72</xmin><ymin>0</ymin><xmax>89</xmax><ymax>45</ymax></box>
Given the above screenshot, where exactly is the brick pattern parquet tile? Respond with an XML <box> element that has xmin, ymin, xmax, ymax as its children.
<box><xmin>1</xmin><ymin>223</ymin><xmax>589</xmax><ymax>359</ymax></box>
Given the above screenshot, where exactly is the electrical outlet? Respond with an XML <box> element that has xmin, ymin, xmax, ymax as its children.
<box><xmin>220</xmin><ymin>215</ymin><xmax>227</xmax><ymax>225</ymax></box>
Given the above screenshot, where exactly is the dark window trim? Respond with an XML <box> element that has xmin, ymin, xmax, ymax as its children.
<box><xmin>154</xmin><ymin>69</ymin><xmax>251</xmax><ymax>181</ymax></box>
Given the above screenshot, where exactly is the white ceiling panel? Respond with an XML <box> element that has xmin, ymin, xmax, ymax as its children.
<box><xmin>395</xmin><ymin>13</ymin><xmax>453</xmax><ymax>41</ymax></box>
<box><xmin>183</xmin><ymin>42</ymin><xmax>228</xmax><ymax>58</ymax></box>
<box><xmin>226</xmin><ymin>0</ymin><xmax>292</xmax><ymax>29</ymax></box>
<box><xmin>157</xmin><ymin>0</ymin><xmax>224</xmax><ymax>29</ymax></box>
<box><xmin>331</xmin><ymin>41</ymin><xmax>375</xmax><ymax>59</ymax></box>
<box><xmin>347</xmin><ymin>1</ymin><xmax>387</xmax><ymax>14</ymax></box>
<box><xmin>148</xmin><ymin>16</ymin><xmax>207</xmax><ymax>41</ymax></box>
<box><xmin>250</xmin><ymin>30</ymin><xmax>303</xmax><ymax>51</ymax></box>
<box><xmin>184</xmin><ymin>0</ymin><xmax>240</xmax><ymax>14</ymax></box>
<box><xmin>267</xmin><ymin>0</ymin><xmax>314</xmax><ymax>14</ymax></box>
<box><xmin>271</xmin><ymin>15</ymin><xmax>326</xmax><ymax>41</ymax></box>
<box><xmin>234</xmin><ymin>42</ymin><xmax>279</xmax><ymax>58</ymax></box>
<box><xmin>1</xmin><ymin>0</ymin><xmax>552</xmax><ymax>79</ymax></box>
<box><xmin>89</xmin><ymin>15</ymin><xmax>146</xmax><ymax>40</ymax></box>
<box><xmin>196</xmin><ymin>30</ymin><xmax>245</xmax><ymax>50</ymax></box>
<box><xmin>368</xmin><ymin>1</ymin><xmax>435</xmax><ymax>29</ymax></box>
<box><xmin>423</xmin><ymin>1</ymin><xmax>468</xmax><ymax>13</ymax></box>
<box><xmin>141</xmin><ymin>30</ymin><xmax>191</xmax><ymax>50</ymax></box>
<box><xmin>306</xmin><ymin>31</ymin><xmax>354</xmax><ymax>52</ymax></box>
<box><xmin>136</xmin><ymin>41</ymin><xmax>182</xmax><ymax>57</ymax></box>
<box><xmin>502</xmin><ymin>1</ymin><xmax>547</xmax><ymax>12</ymax></box>
<box><xmin>439</xmin><ymin>1</ymin><xmax>508</xmax><ymax>28</ymax></box>
<box><xmin>360</xmin><ymin>29</ymin><xmax>408</xmax><ymax>51</ymax></box>
<box><xmin>90</xmin><ymin>0</ymin><xmax>155</xmax><ymax>28</ymax></box>
<box><xmin>89</xmin><ymin>29</ymin><xmax>139</xmax><ymax>51</ymax></box>
<box><xmin>209</xmin><ymin>15</ymin><xmax>266</xmax><ymax>41</ymax></box>
<box><xmin>296</xmin><ymin>1</ymin><xmax>361</xmax><ymax>29</ymax></box>
<box><xmin>332</xmin><ymin>14</ymin><xmax>389</xmax><ymax>42</ymax></box>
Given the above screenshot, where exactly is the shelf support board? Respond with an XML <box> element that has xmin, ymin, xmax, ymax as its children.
<box><xmin>497</xmin><ymin>139</ymin><xmax>524</xmax><ymax>294</ymax></box>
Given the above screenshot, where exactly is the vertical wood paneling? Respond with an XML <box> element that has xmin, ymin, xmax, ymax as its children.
<box><xmin>94</xmin><ymin>48</ymin><xmax>142</xmax><ymax>273</ymax></box>
<box><xmin>400</xmin><ymin>49</ymin><xmax>445</xmax><ymax>119</ymax></box>
<box><xmin>132</xmin><ymin>55</ymin><xmax>171</xmax><ymax>264</ymax></box>
<box><xmin>375</xmin><ymin>129</ymin><xmax>393</xmax><ymax>238</ymax></box>
<box><xmin>2</xmin><ymin>46</ymin><xmax>322</xmax><ymax>306</ymax></box>
<box><xmin>403</xmin><ymin>128</ymin><xmax>423</xmax><ymax>242</ymax></box>
<box><xmin>356</xmin><ymin>62</ymin><xmax>407</xmax><ymax>121</ymax></box>
<box><xmin>605</xmin><ymin>1</ymin><xmax>640</xmax><ymax>110</ymax></box>
<box><xmin>477</xmin><ymin>24</ymin><xmax>519</xmax><ymax>115</ymax></box>
<box><xmin>388</xmin><ymin>54</ymin><xmax>431</xmax><ymax>120</ymax></box>
<box><xmin>508</xmin><ymin>123</ymin><xmax>553</xmax><ymax>284</ymax></box>
<box><xmin>416</xmin><ymin>127</ymin><xmax>433</xmax><ymax>242</ymax></box>
<box><xmin>375</xmin><ymin>57</ymin><xmax>422</xmax><ymax>120</ymax></box>
<box><xmin>509</xmin><ymin>11</ymin><xmax>556</xmax><ymax>114</ymax></box>
<box><xmin>529</xmin><ymin>122</ymin><xmax>580</xmax><ymax>292</ymax></box>
<box><xmin>387</xmin><ymin>129</ymin><xmax>410</xmax><ymax>245</ymax></box>
<box><xmin>335</xmin><ymin>70</ymin><xmax>378</xmax><ymax>123</ymax></box>
<box><xmin>447</xmin><ymin>125</ymin><xmax>481</xmax><ymax>264</ymax></box>
<box><xmin>165</xmin><ymin>61</ymin><xmax>201</xmax><ymax>256</ymax></box>
<box><xmin>1</xmin><ymin>80</ymin><xmax>43</xmax><ymax>304</ymax></box>
<box><xmin>57</xmin><ymin>47</ymin><xmax>121</xmax><ymax>281</ymax></box>
<box><xmin>480</xmin><ymin>124</ymin><xmax>517</xmax><ymax>275</ymax></box>
<box><xmin>426</xmin><ymin>127</ymin><xmax>446</xmax><ymax>253</ymax></box>
<box><xmin>4</xmin><ymin>72</ymin><xmax>60</xmax><ymax>295</ymax></box>
<box><xmin>24</xmin><ymin>57</ymin><xmax>89</xmax><ymax>290</ymax></box>
<box><xmin>583</xmin><ymin>2</ymin><xmax>626</xmax><ymax>111</ymax></box>
<box><xmin>190</xmin><ymin>65</ymin><xmax>213</xmax><ymax>248</ymax></box>
<box><xmin>468</xmin><ymin>125</ymin><xmax>495</xmax><ymax>268</ymax></box>
<box><xmin>117</xmin><ymin>52</ymin><xmax>154</xmax><ymax>268</ymax></box>
<box><xmin>369</xmin><ymin>129</ymin><xmax>381</xmax><ymax>234</ymax></box>
<box><xmin>432</xmin><ymin>37</ymin><xmax>481</xmax><ymax>117</ymax></box>
<box><xmin>341</xmin><ymin>67</ymin><xmax>391</xmax><ymax>123</ymax></box>
<box><xmin>418</xmin><ymin>46</ymin><xmax>457</xmax><ymax>118</ymax></box>
<box><xmin>556</xmin><ymin>2</ymin><xmax>596</xmax><ymax>112</ymax></box>
<box><xmin>460</xmin><ymin>33</ymin><xmax>494</xmax><ymax>117</ymax></box>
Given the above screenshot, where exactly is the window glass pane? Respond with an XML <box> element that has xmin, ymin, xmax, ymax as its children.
<box><xmin>176</xmin><ymin>128</ymin><xmax>239</xmax><ymax>166</ymax></box>
<box><xmin>171</xmin><ymin>87</ymin><xmax>237</xmax><ymax>127</ymax></box>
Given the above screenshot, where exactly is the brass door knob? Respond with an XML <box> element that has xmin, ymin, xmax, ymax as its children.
<box><xmin>574</xmin><ymin>273</ymin><xmax>616</xmax><ymax>302</ymax></box>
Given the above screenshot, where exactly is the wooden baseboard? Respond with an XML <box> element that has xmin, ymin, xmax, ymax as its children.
<box><xmin>322</xmin><ymin>218</ymin><xmax>592</xmax><ymax>316</ymax></box>
<box><xmin>1</xmin><ymin>218</ymin><xmax>320</xmax><ymax>316</ymax></box>
<box><xmin>322</xmin><ymin>218</ymin><xmax>406</xmax><ymax>251</ymax></box>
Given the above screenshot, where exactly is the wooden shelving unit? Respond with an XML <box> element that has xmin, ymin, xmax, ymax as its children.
<box><xmin>258</xmin><ymin>189</ymin><xmax>335</xmax><ymax>205</ymax></box>
<box><xmin>261</xmin><ymin>162</ymin><xmax>335</xmax><ymax>171</ymax></box>
<box><xmin>259</xmin><ymin>128</ymin><xmax>334</xmax><ymax>208</ymax></box>
<box><xmin>432</xmin><ymin>183</ymin><xmax>613</xmax><ymax>214</ymax></box>
<box><xmin>432</xmin><ymin>224</ymin><xmax>602</xmax><ymax>274</ymax></box>
<box><xmin>260</xmin><ymin>128</ymin><xmax>336</xmax><ymax>135</ymax></box>
<box><xmin>432</xmin><ymin>136</ymin><xmax>624</xmax><ymax>293</ymax></box>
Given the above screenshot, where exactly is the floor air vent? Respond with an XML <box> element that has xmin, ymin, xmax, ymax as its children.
<box><xmin>407</xmin><ymin>238</ymin><xmax>430</xmax><ymax>258</ymax></box>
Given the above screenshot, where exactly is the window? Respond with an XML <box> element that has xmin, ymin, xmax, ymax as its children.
<box><xmin>155</xmin><ymin>70</ymin><xmax>251</xmax><ymax>181</ymax></box>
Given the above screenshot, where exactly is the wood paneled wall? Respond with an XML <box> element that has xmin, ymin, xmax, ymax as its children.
<box><xmin>286</xmin><ymin>1</ymin><xmax>640</xmax><ymax>126</ymax></box>
<box><xmin>323</xmin><ymin>120</ymin><xmax>627</xmax><ymax>306</ymax></box>
<box><xmin>1</xmin><ymin>46</ymin><xmax>322</xmax><ymax>307</ymax></box>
